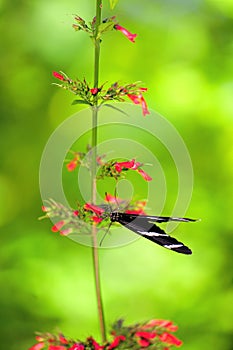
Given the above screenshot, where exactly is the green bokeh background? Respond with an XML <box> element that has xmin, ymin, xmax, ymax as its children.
<box><xmin>0</xmin><ymin>0</ymin><xmax>233</xmax><ymax>349</ymax></box>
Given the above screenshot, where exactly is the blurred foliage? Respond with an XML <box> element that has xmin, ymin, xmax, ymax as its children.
<box><xmin>0</xmin><ymin>0</ymin><xmax>233</xmax><ymax>349</ymax></box>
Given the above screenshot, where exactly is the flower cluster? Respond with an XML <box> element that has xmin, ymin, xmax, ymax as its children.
<box><xmin>65</xmin><ymin>150</ymin><xmax>152</xmax><ymax>182</ymax></box>
<box><xmin>65</xmin><ymin>147</ymin><xmax>105</xmax><ymax>173</ymax></box>
<box><xmin>97</xmin><ymin>158</ymin><xmax>152</xmax><ymax>181</ymax></box>
<box><xmin>40</xmin><ymin>200</ymin><xmax>105</xmax><ymax>236</ymax></box>
<box><xmin>29</xmin><ymin>319</ymin><xmax>182</xmax><ymax>350</ymax></box>
<box><xmin>53</xmin><ymin>14</ymin><xmax>149</xmax><ymax>116</ymax></box>
<box><xmin>53</xmin><ymin>72</ymin><xmax>149</xmax><ymax>116</ymax></box>
<box><xmin>72</xmin><ymin>15</ymin><xmax>137</xmax><ymax>43</ymax></box>
<box><xmin>40</xmin><ymin>195</ymin><xmax>147</xmax><ymax>236</ymax></box>
<box><xmin>52</xmin><ymin>72</ymin><xmax>99</xmax><ymax>107</ymax></box>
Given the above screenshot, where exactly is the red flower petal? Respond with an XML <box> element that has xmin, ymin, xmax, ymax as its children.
<box><xmin>127</xmin><ymin>93</ymin><xmax>150</xmax><ymax>116</ymax></box>
<box><xmin>58</xmin><ymin>335</ymin><xmax>68</xmax><ymax>344</ymax></box>
<box><xmin>138</xmin><ymin>94</ymin><xmax>150</xmax><ymax>116</ymax></box>
<box><xmin>135</xmin><ymin>331</ymin><xmax>156</xmax><ymax>339</ymax></box>
<box><xmin>53</xmin><ymin>71</ymin><xmax>65</xmax><ymax>81</ymax></box>
<box><xmin>84</xmin><ymin>203</ymin><xmax>104</xmax><ymax>216</ymax></box>
<box><xmin>92</xmin><ymin>216</ymin><xmax>103</xmax><ymax>223</ymax></box>
<box><xmin>114</xmin><ymin>24</ymin><xmax>137</xmax><ymax>43</ymax></box>
<box><xmin>29</xmin><ymin>343</ymin><xmax>45</xmax><ymax>350</ymax></box>
<box><xmin>145</xmin><ymin>319</ymin><xmax>178</xmax><ymax>332</ymax></box>
<box><xmin>60</xmin><ymin>228</ymin><xmax>72</xmax><ymax>236</ymax></box>
<box><xmin>87</xmin><ymin>337</ymin><xmax>104</xmax><ymax>349</ymax></box>
<box><xmin>159</xmin><ymin>333</ymin><xmax>182</xmax><ymax>346</ymax></box>
<box><xmin>137</xmin><ymin>338</ymin><xmax>150</xmax><ymax>347</ymax></box>
<box><xmin>131</xmin><ymin>161</ymin><xmax>141</xmax><ymax>170</ymax></box>
<box><xmin>137</xmin><ymin>168</ymin><xmax>152</xmax><ymax>181</ymax></box>
<box><xmin>48</xmin><ymin>346</ymin><xmax>67</xmax><ymax>350</ymax></box>
<box><xmin>51</xmin><ymin>220</ymin><xmax>65</xmax><ymax>232</ymax></box>
<box><xmin>107</xmin><ymin>335</ymin><xmax>126</xmax><ymax>349</ymax></box>
<box><xmin>114</xmin><ymin>163</ymin><xmax>123</xmax><ymax>172</ymax></box>
<box><xmin>127</xmin><ymin>94</ymin><xmax>140</xmax><ymax>104</ymax></box>
<box><xmin>115</xmin><ymin>159</ymin><xmax>135</xmax><ymax>170</ymax></box>
<box><xmin>68</xmin><ymin>344</ymin><xmax>85</xmax><ymax>350</ymax></box>
<box><xmin>105</xmin><ymin>193</ymin><xmax>117</xmax><ymax>203</ymax></box>
<box><xmin>66</xmin><ymin>160</ymin><xmax>78</xmax><ymax>172</ymax></box>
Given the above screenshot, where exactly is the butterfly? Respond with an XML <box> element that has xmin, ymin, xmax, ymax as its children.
<box><xmin>109</xmin><ymin>212</ymin><xmax>197</xmax><ymax>254</ymax></box>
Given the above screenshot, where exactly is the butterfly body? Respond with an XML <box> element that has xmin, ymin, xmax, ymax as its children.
<box><xmin>110</xmin><ymin>212</ymin><xmax>196</xmax><ymax>255</ymax></box>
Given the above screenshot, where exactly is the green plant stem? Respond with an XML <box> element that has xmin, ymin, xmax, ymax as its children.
<box><xmin>91</xmin><ymin>0</ymin><xmax>106</xmax><ymax>343</ymax></box>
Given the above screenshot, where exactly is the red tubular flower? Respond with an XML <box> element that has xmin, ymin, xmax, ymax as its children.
<box><xmin>114</xmin><ymin>159</ymin><xmax>152</xmax><ymax>181</ymax></box>
<box><xmin>114</xmin><ymin>159</ymin><xmax>136</xmax><ymax>172</ymax></box>
<box><xmin>159</xmin><ymin>333</ymin><xmax>182</xmax><ymax>346</ymax></box>
<box><xmin>127</xmin><ymin>93</ymin><xmax>150</xmax><ymax>116</ymax></box>
<box><xmin>114</xmin><ymin>163</ymin><xmax>122</xmax><ymax>172</ymax></box>
<box><xmin>114</xmin><ymin>24</ymin><xmax>137</xmax><ymax>42</ymax></box>
<box><xmin>137</xmin><ymin>338</ymin><xmax>150</xmax><ymax>347</ymax></box>
<box><xmin>68</xmin><ymin>344</ymin><xmax>85</xmax><ymax>350</ymax></box>
<box><xmin>105</xmin><ymin>193</ymin><xmax>117</xmax><ymax>203</ymax></box>
<box><xmin>139</xmin><ymin>94</ymin><xmax>150</xmax><ymax>116</ymax></box>
<box><xmin>127</xmin><ymin>94</ymin><xmax>140</xmax><ymax>104</ymax></box>
<box><xmin>105</xmin><ymin>193</ymin><xmax>124</xmax><ymax>204</ymax></box>
<box><xmin>131</xmin><ymin>161</ymin><xmax>141</xmax><ymax>170</ymax></box>
<box><xmin>107</xmin><ymin>335</ymin><xmax>126</xmax><ymax>349</ymax></box>
<box><xmin>66</xmin><ymin>159</ymin><xmax>79</xmax><ymax>172</ymax></box>
<box><xmin>60</xmin><ymin>228</ymin><xmax>73</xmax><ymax>236</ymax></box>
<box><xmin>135</xmin><ymin>331</ymin><xmax>156</xmax><ymax>339</ymax></box>
<box><xmin>87</xmin><ymin>337</ymin><xmax>104</xmax><ymax>349</ymax></box>
<box><xmin>51</xmin><ymin>220</ymin><xmax>65</xmax><ymax>232</ymax></box>
<box><xmin>53</xmin><ymin>71</ymin><xmax>66</xmax><ymax>81</ymax></box>
<box><xmin>66</xmin><ymin>153</ymin><xmax>82</xmax><ymax>171</ymax></box>
<box><xmin>29</xmin><ymin>343</ymin><xmax>45</xmax><ymax>350</ymax></box>
<box><xmin>48</xmin><ymin>346</ymin><xmax>67</xmax><ymax>350</ymax></box>
<box><xmin>145</xmin><ymin>319</ymin><xmax>178</xmax><ymax>332</ymax></box>
<box><xmin>135</xmin><ymin>331</ymin><xmax>156</xmax><ymax>348</ymax></box>
<box><xmin>137</xmin><ymin>168</ymin><xmax>152</xmax><ymax>181</ymax></box>
<box><xmin>92</xmin><ymin>216</ymin><xmax>103</xmax><ymax>224</ymax></box>
<box><xmin>84</xmin><ymin>203</ymin><xmax>104</xmax><ymax>216</ymax></box>
<box><xmin>73</xmin><ymin>210</ymin><xmax>79</xmax><ymax>216</ymax></box>
<box><xmin>59</xmin><ymin>335</ymin><xmax>68</xmax><ymax>344</ymax></box>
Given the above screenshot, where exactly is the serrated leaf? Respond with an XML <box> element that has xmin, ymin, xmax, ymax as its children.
<box><xmin>97</xmin><ymin>21</ymin><xmax>115</xmax><ymax>39</ymax></box>
<box><xmin>109</xmin><ymin>0</ymin><xmax>118</xmax><ymax>9</ymax></box>
<box><xmin>72</xmin><ymin>100</ymin><xmax>91</xmax><ymax>106</ymax></box>
<box><xmin>104</xmin><ymin>103</ymin><xmax>129</xmax><ymax>116</ymax></box>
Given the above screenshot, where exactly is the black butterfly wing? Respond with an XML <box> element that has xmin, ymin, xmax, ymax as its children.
<box><xmin>116</xmin><ymin>214</ymin><xmax>192</xmax><ymax>255</ymax></box>
<box><xmin>123</xmin><ymin>214</ymin><xmax>196</xmax><ymax>223</ymax></box>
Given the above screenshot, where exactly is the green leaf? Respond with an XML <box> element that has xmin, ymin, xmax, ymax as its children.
<box><xmin>97</xmin><ymin>21</ymin><xmax>115</xmax><ymax>39</ymax></box>
<box><xmin>109</xmin><ymin>0</ymin><xmax>118</xmax><ymax>9</ymax></box>
<box><xmin>72</xmin><ymin>100</ymin><xmax>91</xmax><ymax>106</ymax></box>
<box><xmin>103</xmin><ymin>103</ymin><xmax>129</xmax><ymax>116</ymax></box>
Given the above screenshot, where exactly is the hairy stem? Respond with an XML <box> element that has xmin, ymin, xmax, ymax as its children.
<box><xmin>91</xmin><ymin>0</ymin><xmax>106</xmax><ymax>343</ymax></box>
